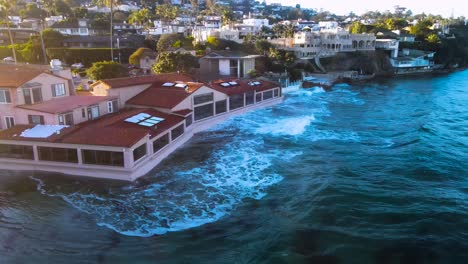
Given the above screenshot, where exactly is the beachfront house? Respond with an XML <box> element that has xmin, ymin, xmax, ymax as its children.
<box><xmin>0</xmin><ymin>64</ymin><xmax>118</xmax><ymax>129</ymax></box>
<box><xmin>0</xmin><ymin>75</ymin><xmax>283</xmax><ymax>181</ymax></box>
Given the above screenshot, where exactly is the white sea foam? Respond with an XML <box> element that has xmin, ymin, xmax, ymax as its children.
<box><xmin>255</xmin><ymin>115</ymin><xmax>316</xmax><ymax>136</ymax></box>
<box><xmin>32</xmin><ymin>138</ymin><xmax>299</xmax><ymax>237</ymax></box>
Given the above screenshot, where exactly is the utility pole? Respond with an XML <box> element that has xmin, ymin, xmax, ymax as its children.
<box><xmin>4</xmin><ymin>9</ymin><xmax>17</xmax><ymax>63</ymax></box>
<box><xmin>39</xmin><ymin>20</ymin><xmax>47</xmax><ymax>64</ymax></box>
<box><xmin>110</xmin><ymin>1</ymin><xmax>114</xmax><ymax>61</ymax></box>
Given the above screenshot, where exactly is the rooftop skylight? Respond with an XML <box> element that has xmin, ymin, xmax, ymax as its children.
<box><xmin>20</xmin><ymin>125</ymin><xmax>68</xmax><ymax>138</ymax></box>
<box><xmin>162</xmin><ymin>82</ymin><xmax>175</xmax><ymax>87</ymax></box>
<box><xmin>125</xmin><ymin>113</ymin><xmax>165</xmax><ymax>127</ymax></box>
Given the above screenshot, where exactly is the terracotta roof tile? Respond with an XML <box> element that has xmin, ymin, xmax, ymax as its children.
<box><xmin>16</xmin><ymin>95</ymin><xmax>117</xmax><ymax>114</ymax></box>
<box><xmin>208</xmin><ymin>79</ymin><xmax>279</xmax><ymax>95</ymax></box>
<box><xmin>126</xmin><ymin>82</ymin><xmax>204</xmax><ymax>109</ymax></box>
<box><xmin>0</xmin><ymin>108</ymin><xmax>185</xmax><ymax>148</ymax></box>
<box><xmin>94</xmin><ymin>73</ymin><xmax>196</xmax><ymax>89</ymax></box>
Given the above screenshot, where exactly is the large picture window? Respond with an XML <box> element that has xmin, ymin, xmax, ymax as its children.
<box><xmin>263</xmin><ymin>90</ymin><xmax>273</xmax><ymax>100</ymax></box>
<box><xmin>0</xmin><ymin>89</ymin><xmax>11</xmax><ymax>103</ymax></box>
<box><xmin>153</xmin><ymin>134</ymin><xmax>169</xmax><ymax>153</ymax></box>
<box><xmin>194</xmin><ymin>103</ymin><xmax>214</xmax><ymax>121</ymax></box>
<box><xmin>0</xmin><ymin>144</ymin><xmax>34</xmax><ymax>160</ymax></box>
<box><xmin>82</xmin><ymin>149</ymin><xmax>124</xmax><ymax>167</ymax></box>
<box><xmin>133</xmin><ymin>143</ymin><xmax>147</xmax><ymax>162</ymax></box>
<box><xmin>171</xmin><ymin>124</ymin><xmax>184</xmax><ymax>140</ymax></box>
<box><xmin>274</xmin><ymin>89</ymin><xmax>279</xmax><ymax>97</ymax></box>
<box><xmin>215</xmin><ymin>100</ymin><xmax>227</xmax><ymax>114</ymax></box>
<box><xmin>28</xmin><ymin>115</ymin><xmax>44</xmax><ymax>125</ymax></box>
<box><xmin>52</xmin><ymin>83</ymin><xmax>66</xmax><ymax>97</ymax></box>
<box><xmin>255</xmin><ymin>93</ymin><xmax>262</xmax><ymax>103</ymax></box>
<box><xmin>245</xmin><ymin>91</ymin><xmax>254</xmax><ymax>105</ymax></box>
<box><xmin>38</xmin><ymin>146</ymin><xmax>78</xmax><ymax>163</ymax></box>
<box><xmin>23</xmin><ymin>87</ymin><xmax>42</xmax><ymax>105</ymax></box>
<box><xmin>193</xmin><ymin>93</ymin><xmax>213</xmax><ymax>105</ymax></box>
<box><xmin>185</xmin><ymin>114</ymin><xmax>193</xmax><ymax>127</ymax></box>
<box><xmin>107</xmin><ymin>100</ymin><xmax>118</xmax><ymax>113</ymax></box>
<box><xmin>58</xmin><ymin>112</ymin><xmax>74</xmax><ymax>126</ymax></box>
<box><xmin>229</xmin><ymin>94</ymin><xmax>244</xmax><ymax>110</ymax></box>
<box><xmin>87</xmin><ymin>105</ymin><xmax>100</xmax><ymax>120</ymax></box>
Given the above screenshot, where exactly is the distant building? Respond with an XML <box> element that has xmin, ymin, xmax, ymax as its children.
<box><xmin>390</xmin><ymin>49</ymin><xmax>436</xmax><ymax>74</ymax></box>
<box><xmin>199</xmin><ymin>50</ymin><xmax>261</xmax><ymax>80</ymax></box>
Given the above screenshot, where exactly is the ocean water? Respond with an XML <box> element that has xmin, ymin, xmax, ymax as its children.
<box><xmin>0</xmin><ymin>70</ymin><xmax>467</xmax><ymax>263</ymax></box>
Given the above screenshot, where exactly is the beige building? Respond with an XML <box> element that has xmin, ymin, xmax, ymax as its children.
<box><xmin>0</xmin><ymin>64</ymin><xmax>117</xmax><ymax>129</ymax></box>
<box><xmin>271</xmin><ymin>30</ymin><xmax>376</xmax><ymax>59</ymax></box>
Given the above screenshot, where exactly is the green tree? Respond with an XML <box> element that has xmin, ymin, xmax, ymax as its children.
<box><xmin>152</xmin><ymin>52</ymin><xmax>198</xmax><ymax>74</ymax></box>
<box><xmin>221</xmin><ymin>7</ymin><xmax>234</xmax><ymax>25</ymax></box>
<box><xmin>129</xmin><ymin>47</ymin><xmax>152</xmax><ymax>65</ymax></box>
<box><xmin>20</xmin><ymin>3</ymin><xmax>47</xmax><ymax>19</ymax></box>
<box><xmin>385</xmin><ymin>18</ymin><xmax>408</xmax><ymax>30</ymax></box>
<box><xmin>72</xmin><ymin>7</ymin><xmax>88</xmax><ymax>18</ymax></box>
<box><xmin>86</xmin><ymin>61</ymin><xmax>129</xmax><ymax>80</ymax></box>
<box><xmin>157</xmin><ymin>33</ymin><xmax>182</xmax><ymax>52</ymax></box>
<box><xmin>206</xmin><ymin>36</ymin><xmax>221</xmax><ymax>49</ymax></box>
<box><xmin>155</xmin><ymin>4</ymin><xmax>178</xmax><ymax>25</ymax></box>
<box><xmin>426</xmin><ymin>33</ymin><xmax>440</xmax><ymax>43</ymax></box>
<box><xmin>42</xmin><ymin>29</ymin><xmax>65</xmax><ymax>48</ymax></box>
<box><xmin>129</xmin><ymin>8</ymin><xmax>151</xmax><ymax>27</ymax></box>
<box><xmin>52</xmin><ymin>0</ymin><xmax>73</xmax><ymax>16</ymax></box>
<box><xmin>0</xmin><ymin>0</ymin><xmax>18</xmax><ymax>62</ymax></box>
<box><xmin>410</xmin><ymin>19</ymin><xmax>433</xmax><ymax>40</ymax></box>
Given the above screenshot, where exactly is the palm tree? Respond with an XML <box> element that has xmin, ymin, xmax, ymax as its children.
<box><xmin>94</xmin><ymin>0</ymin><xmax>120</xmax><ymax>61</ymax></box>
<box><xmin>0</xmin><ymin>0</ymin><xmax>18</xmax><ymax>63</ymax></box>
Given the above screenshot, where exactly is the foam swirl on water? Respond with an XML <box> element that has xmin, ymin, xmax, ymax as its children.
<box><xmin>31</xmin><ymin>87</ymin><xmax>360</xmax><ymax>237</ymax></box>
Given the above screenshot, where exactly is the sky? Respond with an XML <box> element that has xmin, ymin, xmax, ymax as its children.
<box><xmin>266</xmin><ymin>0</ymin><xmax>468</xmax><ymax>18</ymax></box>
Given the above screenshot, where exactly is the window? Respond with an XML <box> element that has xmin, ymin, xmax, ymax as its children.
<box><xmin>193</xmin><ymin>93</ymin><xmax>213</xmax><ymax>105</ymax></box>
<box><xmin>0</xmin><ymin>144</ymin><xmax>34</xmax><ymax>160</ymax></box>
<box><xmin>28</xmin><ymin>115</ymin><xmax>44</xmax><ymax>125</ymax></box>
<box><xmin>38</xmin><ymin>147</ymin><xmax>78</xmax><ymax>163</ymax></box>
<box><xmin>245</xmin><ymin>91</ymin><xmax>254</xmax><ymax>105</ymax></box>
<box><xmin>171</xmin><ymin>124</ymin><xmax>184</xmax><ymax>140</ymax></box>
<box><xmin>82</xmin><ymin>150</ymin><xmax>124</xmax><ymax>167</ymax></box>
<box><xmin>107</xmin><ymin>100</ymin><xmax>118</xmax><ymax>113</ymax></box>
<box><xmin>255</xmin><ymin>93</ymin><xmax>262</xmax><ymax>103</ymax></box>
<box><xmin>23</xmin><ymin>87</ymin><xmax>42</xmax><ymax>104</ymax></box>
<box><xmin>133</xmin><ymin>143</ymin><xmax>147</xmax><ymax>162</ymax></box>
<box><xmin>51</xmin><ymin>83</ymin><xmax>66</xmax><ymax>97</ymax></box>
<box><xmin>87</xmin><ymin>105</ymin><xmax>99</xmax><ymax>120</ymax></box>
<box><xmin>194</xmin><ymin>103</ymin><xmax>214</xmax><ymax>121</ymax></box>
<box><xmin>4</xmin><ymin>117</ymin><xmax>14</xmax><ymax>129</ymax></box>
<box><xmin>81</xmin><ymin>108</ymin><xmax>86</xmax><ymax>118</ymax></box>
<box><xmin>274</xmin><ymin>89</ymin><xmax>279</xmax><ymax>97</ymax></box>
<box><xmin>215</xmin><ymin>100</ymin><xmax>227</xmax><ymax>114</ymax></box>
<box><xmin>0</xmin><ymin>89</ymin><xmax>11</xmax><ymax>103</ymax></box>
<box><xmin>153</xmin><ymin>134</ymin><xmax>169</xmax><ymax>153</ymax></box>
<box><xmin>263</xmin><ymin>90</ymin><xmax>273</xmax><ymax>100</ymax></box>
<box><xmin>185</xmin><ymin>114</ymin><xmax>193</xmax><ymax>127</ymax></box>
<box><xmin>229</xmin><ymin>94</ymin><xmax>244</xmax><ymax>110</ymax></box>
<box><xmin>58</xmin><ymin>112</ymin><xmax>74</xmax><ymax>125</ymax></box>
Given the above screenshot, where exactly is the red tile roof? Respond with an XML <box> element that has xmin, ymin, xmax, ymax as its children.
<box><xmin>0</xmin><ymin>108</ymin><xmax>185</xmax><ymax>147</ymax></box>
<box><xmin>173</xmin><ymin>109</ymin><xmax>192</xmax><ymax>116</ymax></box>
<box><xmin>16</xmin><ymin>95</ymin><xmax>117</xmax><ymax>114</ymax></box>
<box><xmin>126</xmin><ymin>82</ymin><xmax>204</xmax><ymax>109</ymax></box>
<box><xmin>208</xmin><ymin>79</ymin><xmax>279</xmax><ymax>96</ymax></box>
<box><xmin>0</xmin><ymin>64</ymin><xmax>69</xmax><ymax>88</ymax></box>
<box><xmin>93</xmin><ymin>73</ymin><xmax>196</xmax><ymax>89</ymax></box>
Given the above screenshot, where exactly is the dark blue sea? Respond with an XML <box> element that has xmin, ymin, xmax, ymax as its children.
<box><xmin>1</xmin><ymin>70</ymin><xmax>467</xmax><ymax>263</ymax></box>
